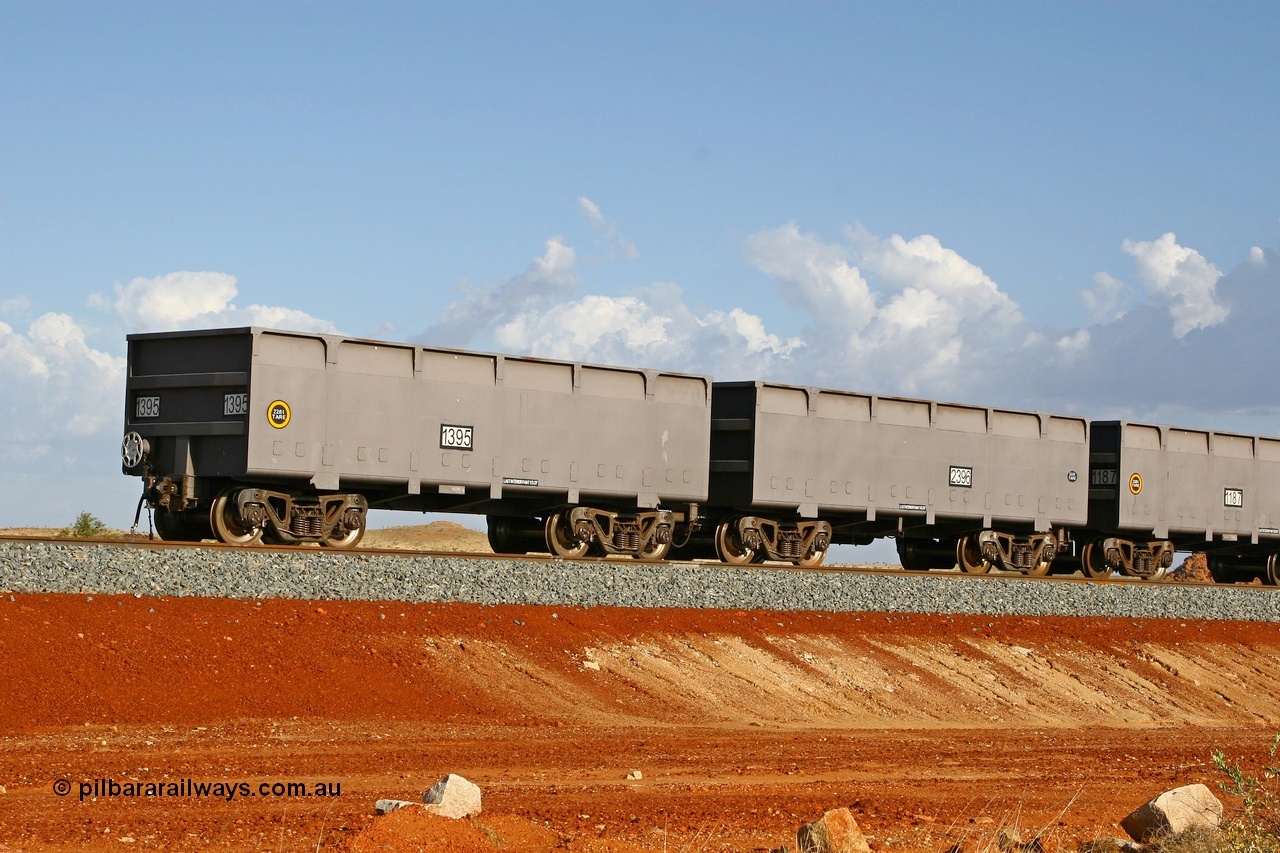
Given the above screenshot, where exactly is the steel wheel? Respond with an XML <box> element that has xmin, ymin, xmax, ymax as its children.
<box><xmin>795</xmin><ymin>547</ymin><xmax>826</xmax><ymax>567</ymax></box>
<box><xmin>209</xmin><ymin>490</ymin><xmax>263</xmax><ymax>546</ymax></box>
<box><xmin>545</xmin><ymin>512</ymin><xmax>590</xmax><ymax>559</ymax></box>
<box><xmin>956</xmin><ymin>535</ymin><xmax>992</xmax><ymax>574</ymax></box>
<box><xmin>714</xmin><ymin>520</ymin><xmax>757</xmax><ymax>565</ymax></box>
<box><xmin>1024</xmin><ymin>554</ymin><xmax>1053</xmax><ymax>578</ymax></box>
<box><xmin>1265</xmin><ymin>554</ymin><xmax>1280</xmax><ymax>587</ymax></box>
<box><xmin>321</xmin><ymin>523</ymin><xmax>365</xmax><ymax>549</ymax></box>
<box><xmin>634</xmin><ymin>538</ymin><xmax>671</xmax><ymax>560</ymax></box>
<box><xmin>1080</xmin><ymin>541</ymin><xmax>1111</xmax><ymax>579</ymax></box>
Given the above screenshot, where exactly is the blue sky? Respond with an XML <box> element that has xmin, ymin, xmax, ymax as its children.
<box><xmin>2</xmin><ymin>2</ymin><xmax>1278</xmax><ymax>531</ymax></box>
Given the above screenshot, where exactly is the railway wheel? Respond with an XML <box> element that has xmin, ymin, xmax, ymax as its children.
<box><xmin>321</xmin><ymin>523</ymin><xmax>365</xmax><ymax>549</ymax></box>
<box><xmin>1266</xmin><ymin>554</ymin><xmax>1280</xmax><ymax>587</ymax></box>
<box><xmin>1024</xmin><ymin>550</ymin><xmax>1054</xmax><ymax>578</ymax></box>
<box><xmin>209</xmin><ymin>490</ymin><xmax>263</xmax><ymax>546</ymax></box>
<box><xmin>795</xmin><ymin>547</ymin><xmax>826</xmax><ymax>568</ymax></box>
<box><xmin>714</xmin><ymin>519</ymin><xmax>757</xmax><ymax>565</ymax></box>
<box><xmin>261</xmin><ymin>527</ymin><xmax>288</xmax><ymax>545</ymax></box>
<box><xmin>1080</xmin><ymin>541</ymin><xmax>1111</xmax><ymax>580</ymax></box>
<box><xmin>545</xmin><ymin>512</ymin><xmax>590</xmax><ymax>559</ymax></box>
<box><xmin>955</xmin><ymin>535</ymin><xmax>992</xmax><ymax>575</ymax></box>
<box><xmin>635</xmin><ymin>538</ymin><xmax>671</xmax><ymax>560</ymax></box>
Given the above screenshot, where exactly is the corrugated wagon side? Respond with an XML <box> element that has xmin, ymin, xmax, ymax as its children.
<box><xmin>122</xmin><ymin>328</ymin><xmax>712</xmax><ymax>555</ymax></box>
<box><xmin>698</xmin><ymin>382</ymin><xmax>1089</xmax><ymax>574</ymax></box>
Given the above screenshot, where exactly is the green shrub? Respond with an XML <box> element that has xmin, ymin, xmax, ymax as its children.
<box><xmin>57</xmin><ymin>512</ymin><xmax>108</xmax><ymax>539</ymax></box>
<box><xmin>1207</xmin><ymin>734</ymin><xmax>1280</xmax><ymax>852</ymax></box>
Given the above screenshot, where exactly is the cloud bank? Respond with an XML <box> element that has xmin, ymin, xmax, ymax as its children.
<box><xmin>420</xmin><ymin>206</ymin><xmax>1276</xmax><ymax>431</ymax></box>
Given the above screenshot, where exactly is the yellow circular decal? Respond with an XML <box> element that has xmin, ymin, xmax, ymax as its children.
<box><xmin>267</xmin><ymin>400</ymin><xmax>291</xmax><ymax>429</ymax></box>
<box><xmin>1129</xmin><ymin>473</ymin><xmax>1143</xmax><ymax>495</ymax></box>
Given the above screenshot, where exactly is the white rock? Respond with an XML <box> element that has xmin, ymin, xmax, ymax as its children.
<box><xmin>626</xmin><ymin>770</ymin><xmax>642</xmax><ymax>780</ymax></box>
<box><xmin>423</xmin><ymin>773</ymin><xmax>482</xmax><ymax>819</ymax></box>
<box><xmin>1121</xmin><ymin>783</ymin><xmax>1223</xmax><ymax>843</ymax></box>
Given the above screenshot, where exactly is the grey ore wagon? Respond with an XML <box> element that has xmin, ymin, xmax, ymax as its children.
<box><xmin>121</xmin><ymin>327</ymin><xmax>712</xmax><ymax>556</ymax></box>
<box><xmin>685</xmin><ymin>382</ymin><xmax>1092</xmax><ymax>575</ymax></box>
<box><xmin>1086</xmin><ymin>421</ymin><xmax>1280</xmax><ymax>582</ymax></box>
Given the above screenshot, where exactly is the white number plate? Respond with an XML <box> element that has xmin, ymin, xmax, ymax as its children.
<box><xmin>135</xmin><ymin>396</ymin><xmax>160</xmax><ymax>418</ymax></box>
<box><xmin>440</xmin><ymin>424</ymin><xmax>473</xmax><ymax>450</ymax></box>
<box><xmin>223</xmin><ymin>393</ymin><xmax>249</xmax><ymax>416</ymax></box>
<box><xmin>1225</xmin><ymin>488</ymin><xmax>1244</xmax><ymax>508</ymax></box>
<box><xmin>1091</xmin><ymin>469</ymin><xmax>1119</xmax><ymax>486</ymax></box>
<box><xmin>948</xmin><ymin>466</ymin><xmax>973</xmax><ymax>488</ymax></box>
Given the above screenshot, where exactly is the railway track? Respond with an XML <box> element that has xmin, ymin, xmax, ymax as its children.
<box><xmin>0</xmin><ymin>532</ymin><xmax>1226</xmax><ymax>588</ymax></box>
<box><xmin>0</xmin><ymin>531</ymin><xmax>1244</xmax><ymax>593</ymax></box>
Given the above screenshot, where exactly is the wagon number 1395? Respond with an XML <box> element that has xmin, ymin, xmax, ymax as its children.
<box><xmin>440</xmin><ymin>424</ymin><xmax>473</xmax><ymax>451</ymax></box>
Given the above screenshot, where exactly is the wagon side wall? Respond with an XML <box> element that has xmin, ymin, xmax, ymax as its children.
<box><xmin>1090</xmin><ymin>420</ymin><xmax>1280</xmax><ymax>546</ymax></box>
<box><xmin>710</xmin><ymin>382</ymin><xmax>1089</xmax><ymax>529</ymax></box>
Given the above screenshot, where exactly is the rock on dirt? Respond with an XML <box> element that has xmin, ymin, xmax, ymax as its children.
<box><xmin>375</xmin><ymin>799</ymin><xmax>420</xmax><ymax>816</ymax></box>
<box><xmin>423</xmin><ymin>773</ymin><xmax>482</xmax><ymax>818</ymax></box>
<box><xmin>796</xmin><ymin>807</ymin><xmax>872</xmax><ymax>853</ymax></box>
<box><xmin>1168</xmin><ymin>553</ymin><xmax>1213</xmax><ymax>583</ymax></box>
<box><xmin>1120</xmin><ymin>783</ymin><xmax>1223</xmax><ymax>843</ymax></box>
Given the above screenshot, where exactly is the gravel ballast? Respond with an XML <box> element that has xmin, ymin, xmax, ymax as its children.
<box><xmin>2</xmin><ymin>539</ymin><xmax>1279</xmax><ymax>621</ymax></box>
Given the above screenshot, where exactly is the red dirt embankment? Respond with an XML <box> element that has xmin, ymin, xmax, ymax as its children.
<box><xmin>2</xmin><ymin>594</ymin><xmax>1279</xmax><ymax>851</ymax></box>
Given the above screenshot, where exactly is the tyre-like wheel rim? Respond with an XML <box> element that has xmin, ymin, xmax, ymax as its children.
<box><xmin>796</xmin><ymin>547</ymin><xmax>826</xmax><ymax>567</ymax></box>
<box><xmin>1266</xmin><ymin>554</ymin><xmax>1280</xmax><ymax>587</ymax></box>
<box><xmin>210</xmin><ymin>491</ymin><xmax>263</xmax><ymax>546</ymax></box>
<box><xmin>1080</xmin><ymin>542</ymin><xmax>1111</xmax><ymax>579</ymax></box>
<box><xmin>715</xmin><ymin>520</ymin><xmax>756</xmax><ymax>565</ymax></box>
<box><xmin>635</xmin><ymin>538</ymin><xmax>671</xmax><ymax>560</ymax></box>
<box><xmin>321</xmin><ymin>524</ymin><xmax>365</xmax><ymax>549</ymax></box>
<box><xmin>956</xmin><ymin>535</ymin><xmax>992</xmax><ymax>574</ymax></box>
<box><xmin>545</xmin><ymin>512</ymin><xmax>590</xmax><ymax>559</ymax></box>
<box><xmin>1024</xmin><ymin>556</ymin><xmax>1052</xmax><ymax>577</ymax></box>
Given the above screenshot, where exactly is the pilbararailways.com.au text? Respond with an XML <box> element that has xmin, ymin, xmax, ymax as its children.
<box><xmin>54</xmin><ymin>778</ymin><xmax>342</xmax><ymax>802</ymax></box>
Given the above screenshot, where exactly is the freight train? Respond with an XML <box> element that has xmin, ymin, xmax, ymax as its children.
<box><xmin>120</xmin><ymin>327</ymin><xmax>1280</xmax><ymax>584</ymax></box>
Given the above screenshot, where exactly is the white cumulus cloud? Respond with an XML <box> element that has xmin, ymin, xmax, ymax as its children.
<box><xmin>90</xmin><ymin>271</ymin><xmax>336</xmax><ymax>334</ymax></box>
<box><xmin>0</xmin><ymin>270</ymin><xmax>340</xmax><ymax>526</ymax></box>
<box><xmin>0</xmin><ymin>314</ymin><xmax>124</xmax><ymax>447</ymax></box>
<box><xmin>744</xmin><ymin>223</ymin><xmax>877</xmax><ymax>330</ymax></box>
<box><xmin>423</xmin><ymin>238</ymin><xmax>579</xmax><ymax>349</ymax></box>
<box><xmin>1121</xmin><ymin>232</ymin><xmax>1227</xmax><ymax>338</ymax></box>
<box><xmin>1080</xmin><ymin>272</ymin><xmax>1129</xmax><ymax>324</ymax></box>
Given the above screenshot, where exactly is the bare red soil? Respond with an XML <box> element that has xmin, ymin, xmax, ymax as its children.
<box><xmin>2</xmin><ymin>592</ymin><xmax>1279</xmax><ymax>852</ymax></box>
